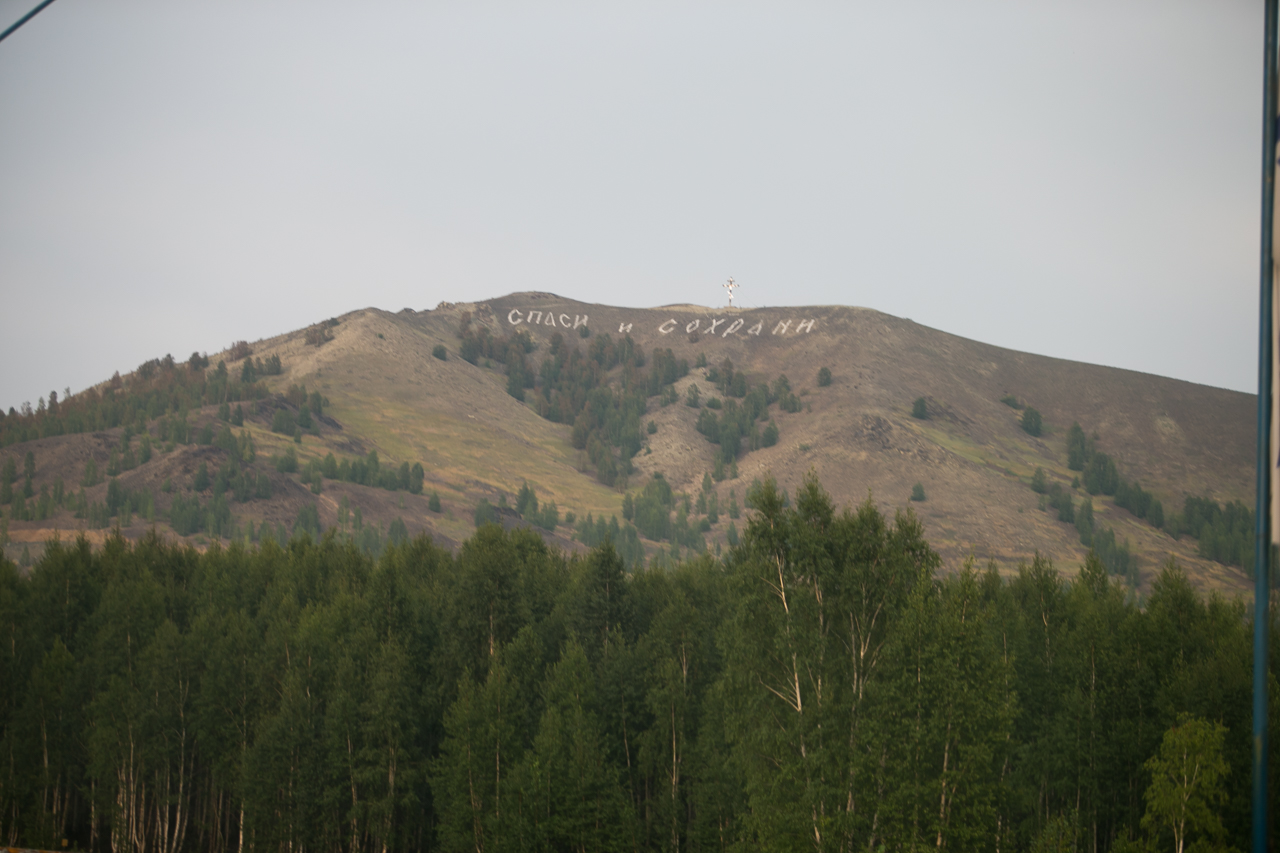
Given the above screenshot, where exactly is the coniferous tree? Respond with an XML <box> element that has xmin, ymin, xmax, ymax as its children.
<box><xmin>516</xmin><ymin>482</ymin><xmax>538</xmax><ymax>518</ymax></box>
<box><xmin>474</xmin><ymin>499</ymin><xmax>498</xmax><ymax>527</ymax></box>
<box><xmin>292</xmin><ymin>503</ymin><xmax>321</xmax><ymax>540</ymax></box>
<box><xmin>1067</xmin><ymin>422</ymin><xmax>1089</xmax><ymax>470</ymax></box>
<box><xmin>1076</xmin><ymin>496</ymin><xmax>1094</xmax><ymax>545</ymax></box>
<box><xmin>1021</xmin><ymin>406</ymin><xmax>1043</xmax><ymax>436</ymax></box>
<box><xmin>762</xmin><ymin>420</ymin><xmax>779</xmax><ymax>447</ymax></box>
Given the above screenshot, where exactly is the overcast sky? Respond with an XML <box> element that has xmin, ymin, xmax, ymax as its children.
<box><xmin>0</xmin><ymin>0</ymin><xmax>1267</xmax><ymax>411</ymax></box>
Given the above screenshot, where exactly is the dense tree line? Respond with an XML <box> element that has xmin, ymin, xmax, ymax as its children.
<box><xmin>296</xmin><ymin>450</ymin><xmax>425</xmax><ymax>496</ymax></box>
<box><xmin>457</xmin><ymin>320</ymin><xmax>814</xmax><ymax>489</ymax></box>
<box><xmin>1062</xmin><ymin>423</ymin><xmax>1256</xmax><ymax>575</ymax></box>
<box><xmin>1178</xmin><ymin>496</ymin><xmax>1254</xmax><ymax>574</ymax></box>
<box><xmin>2</xmin><ymin>474</ymin><xmax>1273</xmax><ymax>853</ymax></box>
<box><xmin>457</xmin><ymin>322</ymin><xmax>834</xmax><ymax>493</ymax></box>
<box><xmin>458</xmin><ymin>317</ymin><xmax>661</xmax><ymax>486</ymax></box>
<box><xmin>0</xmin><ymin>352</ymin><xmax>282</xmax><ymax>449</ymax></box>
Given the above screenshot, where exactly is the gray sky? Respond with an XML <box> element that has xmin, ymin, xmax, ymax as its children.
<box><xmin>0</xmin><ymin>0</ymin><xmax>1266</xmax><ymax>411</ymax></box>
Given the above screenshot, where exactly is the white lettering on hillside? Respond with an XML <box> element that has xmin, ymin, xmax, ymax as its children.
<box><xmin>504</xmin><ymin>306</ymin><xmax>818</xmax><ymax>339</ymax></box>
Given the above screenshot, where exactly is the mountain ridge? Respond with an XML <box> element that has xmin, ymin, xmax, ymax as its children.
<box><xmin>0</xmin><ymin>293</ymin><xmax>1257</xmax><ymax>599</ymax></box>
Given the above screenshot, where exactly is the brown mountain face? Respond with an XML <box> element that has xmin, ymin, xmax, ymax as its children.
<box><xmin>2</xmin><ymin>292</ymin><xmax>1256</xmax><ymax>598</ymax></box>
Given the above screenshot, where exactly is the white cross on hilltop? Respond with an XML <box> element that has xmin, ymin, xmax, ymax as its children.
<box><xmin>723</xmin><ymin>277</ymin><xmax>740</xmax><ymax>307</ymax></box>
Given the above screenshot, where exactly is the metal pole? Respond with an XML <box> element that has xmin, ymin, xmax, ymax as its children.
<box><xmin>1254</xmin><ymin>1</ymin><xmax>1277</xmax><ymax>850</ymax></box>
<box><xmin>0</xmin><ymin>0</ymin><xmax>58</xmax><ymax>45</ymax></box>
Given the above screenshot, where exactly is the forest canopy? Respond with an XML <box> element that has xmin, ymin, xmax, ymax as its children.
<box><xmin>0</xmin><ymin>475</ymin><xmax>1272</xmax><ymax>853</ymax></box>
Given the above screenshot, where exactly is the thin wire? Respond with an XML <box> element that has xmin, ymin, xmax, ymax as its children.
<box><xmin>0</xmin><ymin>0</ymin><xmax>59</xmax><ymax>45</ymax></box>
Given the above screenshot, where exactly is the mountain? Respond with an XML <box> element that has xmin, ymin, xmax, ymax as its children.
<box><xmin>0</xmin><ymin>293</ymin><xmax>1257</xmax><ymax>598</ymax></box>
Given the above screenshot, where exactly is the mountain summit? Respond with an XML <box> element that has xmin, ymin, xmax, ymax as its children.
<box><xmin>0</xmin><ymin>293</ymin><xmax>1255</xmax><ymax>597</ymax></box>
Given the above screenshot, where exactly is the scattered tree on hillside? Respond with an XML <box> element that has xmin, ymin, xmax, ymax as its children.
<box><xmin>474</xmin><ymin>498</ymin><xmax>498</xmax><ymax>526</ymax></box>
<box><xmin>762</xmin><ymin>420</ymin><xmax>779</xmax><ymax>447</ymax></box>
<box><xmin>1020</xmin><ymin>406</ymin><xmax>1043</xmax><ymax>436</ymax></box>
<box><xmin>1067</xmin><ymin>422</ymin><xmax>1089</xmax><ymax>470</ymax></box>
<box><xmin>912</xmin><ymin>397</ymin><xmax>928</xmax><ymax>419</ymax></box>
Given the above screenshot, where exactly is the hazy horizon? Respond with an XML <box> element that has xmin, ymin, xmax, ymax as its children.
<box><xmin>0</xmin><ymin>1</ymin><xmax>1268</xmax><ymax>410</ymax></box>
